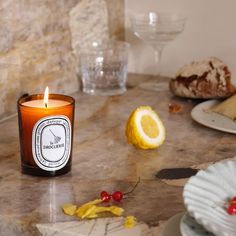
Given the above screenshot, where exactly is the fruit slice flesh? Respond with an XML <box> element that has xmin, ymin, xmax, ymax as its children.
<box><xmin>126</xmin><ymin>106</ymin><xmax>166</xmax><ymax>149</ymax></box>
<box><xmin>141</xmin><ymin>115</ymin><xmax>159</xmax><ymax>138</ymax></box>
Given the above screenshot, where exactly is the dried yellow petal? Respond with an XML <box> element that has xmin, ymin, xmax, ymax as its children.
<box><xmin>77</xmin><ymin>205</ymin><xmax>124</xmax><ymax>219</ymax></box>
<box><xmin>94</xmin><ymin>206</ymin><xmax>124</xmax><ymax>216</ymax></box>
<box><xmin>124</xmin><ymin>216</ymin><xmax>137</xmax><ymax>228</ymax></box>
<box><xmin>86</xmin><ymin>213</ymin><xmax>99</xmax><ymax>219</ymax></box>
<box><xmin>81</xmin><ymin>205</ymin><xmax>97</xmax><ymax>219</ymax></box>
<box><xmin>62</xmin><ymin>199</ymin><xmax>124</xmax><ymax>220</ymax></box>
<box><xmin>108</xmin><ymin>206</ymin><xmax>124</xmax><ymax>216</ymax></box>
<box><xmin>76</xmin><ymin>204</ymin><xmax>92</xmax><ymax>218</ymax></box>
<box><xmin>84</xmin><ymin>199</ymin><xmax>103</xmax><ymax>206</ymax></box>
<box><xmin>62</xmin><ymin>203</ymin><xmax>77</xmax><ymax>216</ymax></box>
<box><xmin>75</xmin><ymin>199</ymin><xmax>102</xmax><ymax>219</ymax></box>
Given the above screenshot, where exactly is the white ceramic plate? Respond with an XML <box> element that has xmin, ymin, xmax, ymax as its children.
<box><xmin>180</xmin><ymin>213</ymin><xmax>215</xmax><ymax>236</ymax></box>
<box><xmin>160</xmin><ymin>212</ymin><xmax>183</xmax><ymax>236</ymax></box>
<box><xmin>183</xmin><ymin>160</ymin><xmax>236</xmax><ymax>236</ymax></box>
<box><xmin>191</xmin><ymin>100</ymin><xmax>236</xmax><ymax>134</ymax></box>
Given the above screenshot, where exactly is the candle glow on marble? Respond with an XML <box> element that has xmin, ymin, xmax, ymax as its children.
<box><xmin>17</xmin><ymin>88</ymin><xmax>75</xmax><ymax>177</ymax></box>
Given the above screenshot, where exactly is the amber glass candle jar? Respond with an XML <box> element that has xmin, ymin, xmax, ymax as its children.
<box><xmin>17</xmin><ymin>94</ymin><xmax>75</xmax><ymax>176</ymax></box>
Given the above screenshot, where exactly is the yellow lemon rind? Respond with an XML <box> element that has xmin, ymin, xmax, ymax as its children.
<box><xmin>126</xmin><ymin>106</ymin><xmax>166</xmax><ymax>149</ymax></box>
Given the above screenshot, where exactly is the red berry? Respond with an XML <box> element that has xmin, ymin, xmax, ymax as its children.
<box><xmin>230</xmin><ymin>197</ymin><xmax>236</xmax><ymax>205</ymax></box>
<box><xmin>227</xmin><ymin>204</ymin><xmax>236</xmax><ymax>215</ymax></box>
<box><xmin>112</xmin><ymin>191</ymin><xmax>123</xmax><ymax>202</ymax></box>
<box><xmin>100</xmin><ymin>191</ymin><xmax>111</xmax><ymax>202</ymax></box>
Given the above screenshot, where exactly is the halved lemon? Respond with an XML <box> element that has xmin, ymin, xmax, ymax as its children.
<box><xmin>126</xmin><ymin>106</ymin><xmax>166</xmax><ymax>149</ymax></box>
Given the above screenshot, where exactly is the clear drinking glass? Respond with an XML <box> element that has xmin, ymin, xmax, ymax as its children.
<box><xmin>78</xmin><ymin>40</ymin><xmax>129</xmax><ymax>96</ymax></box>
<box><xmin>131</xmin><ymin>12</ymin><xmax>186</xmax><ymax>91</ymax></box>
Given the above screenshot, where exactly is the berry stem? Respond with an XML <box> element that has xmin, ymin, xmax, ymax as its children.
<box><xmin>124</xmin><ymin>177</ymin><xmax>140</xmax><ymax>195</ymax></box>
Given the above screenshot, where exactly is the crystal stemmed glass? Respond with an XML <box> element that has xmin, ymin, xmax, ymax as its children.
<box><xmin>131</xmin><ymin>12</ymin><xmax>186</xmax><ymax>90</ymax></box>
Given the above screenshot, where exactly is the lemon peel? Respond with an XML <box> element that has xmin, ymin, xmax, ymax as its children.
<box><xmin>62</xmin><ymin>199</ymin><xmax>124</xmax><ymax>220</ymax></box>
<box><xmin>62</xmin><ymin>203</ymin><xmax>77</xmax><ymax>216</ymax></box>
<box><xmin>78</xmin><ymin>204</ymin><xmax>97</xmax><ymax>219</ymax></box>
<box><xmin>91</xmin><ymin>206</ymin><xmax>124</xmax><ymax>216</ymax></box>
<box><xmin>126</xmin><ymin>106</ymin><xmax>166</xmax><ymax>149</ymax></box>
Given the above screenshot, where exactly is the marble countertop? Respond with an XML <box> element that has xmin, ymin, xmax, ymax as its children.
<box><xmin>0</xmin><ymin>74</ymin><xmax>235</xmax><ymax>236</ymax></box>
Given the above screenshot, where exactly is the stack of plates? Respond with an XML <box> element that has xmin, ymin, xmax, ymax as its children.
<box><xmin>161</xmin><ymin>160</ymin><xmax>236</xmax><ymax>236</ymax></box>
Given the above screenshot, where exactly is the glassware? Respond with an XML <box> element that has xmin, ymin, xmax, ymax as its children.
<box><xmin>77</xmin><ymin>40</ymin><xmax>129</xmax><ymax>96</ymax></box>
<box><xmin>131</xmin><ymin>12</ymin><xmax>186</xmax><ymax>90</ymax></box>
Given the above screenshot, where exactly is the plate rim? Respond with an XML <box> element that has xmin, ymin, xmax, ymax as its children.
<box><xmin>160</xmin><ymin>212</ymin><xmax>184</xmax><ymax>236</ymax></box>
<box><xmin>180</xmin><ymin>212</ymin><xmax>215</xmax><ymax>236</ymax></box>
<box><xmin>191</xmin><ymin>99</ymin><xmax>236</xmax><ymax>134</ymax></box>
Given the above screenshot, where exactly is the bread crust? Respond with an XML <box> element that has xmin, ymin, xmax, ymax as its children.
<box><xmin>169</xmin><ymin>57</ymin><xmax>236</xmax><ymax>99</ymax></box>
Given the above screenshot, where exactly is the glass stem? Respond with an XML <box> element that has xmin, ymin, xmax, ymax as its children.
<box><xmin>153</xmin><ymin>46</ymin><xmax>164</xmax><ymax>76</ymax></box>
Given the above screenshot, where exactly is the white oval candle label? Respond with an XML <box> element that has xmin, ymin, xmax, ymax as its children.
<box><xmin>32</xmin><ymin>115</ymin><xmax>71</xmax><ymax>171</ymax></box>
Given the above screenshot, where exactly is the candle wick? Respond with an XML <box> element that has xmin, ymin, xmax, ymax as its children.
<box><xmin>45</xmin><ymin>103</ymin><xmax>48</xmax><ymax>108</ymax></box>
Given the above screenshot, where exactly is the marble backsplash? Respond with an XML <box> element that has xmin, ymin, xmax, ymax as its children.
<box><xmin>0</xmin><ymin>0</ymin><xmax>124</xmax><ymax>120</ymax></box>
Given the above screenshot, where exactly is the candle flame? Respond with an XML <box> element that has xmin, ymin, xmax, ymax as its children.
<box><xmin>44</xmin><ymin>86</ymin><xmax>49</xmax><ymax>108</ymax></box>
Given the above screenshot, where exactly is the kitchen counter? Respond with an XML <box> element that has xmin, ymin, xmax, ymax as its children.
<box><xmin>0</xmin><ymin>74</ymin><xmax>235</xmax><ymax>235</ymax></box>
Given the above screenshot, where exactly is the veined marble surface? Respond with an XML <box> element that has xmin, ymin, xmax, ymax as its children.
<box><xmin>0</xmin><ymin>0</ymin><xmax>124</xmax><ymax>120</ymax></box>
<box><xmin>37</xmin><ymin>217</ymin><xmax>159</xmax><ymax>236</ymax></box>
<box><xmin>0</xmin><ymin>74</ymin><xmax>235</xmax><ymax>235</ymax></box>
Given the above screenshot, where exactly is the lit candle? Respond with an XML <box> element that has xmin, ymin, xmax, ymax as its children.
<box><xmin>17</xmin><ymin>87</ymin><xmax>75</xmax><ymax>176</ymax></box>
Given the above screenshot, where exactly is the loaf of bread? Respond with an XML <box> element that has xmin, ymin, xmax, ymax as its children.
<box><xmin>169</xmin><ymin>57</ymin><xmax>236</xmax><ymax>99</ymax></box>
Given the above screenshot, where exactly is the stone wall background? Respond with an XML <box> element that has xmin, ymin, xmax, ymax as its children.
<box><xmin>0</xmin><ymin>0</ymin><xmax>124</xmax><ymax>120</ymax></box>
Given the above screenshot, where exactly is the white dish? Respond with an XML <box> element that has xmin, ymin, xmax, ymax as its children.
<box><xmin>191</xmin><ymin>100</ymin><xmax>236</xmax><ymax>134</ymax></box>
<box><xmin>183</xmin><ymin>160</ymin><xmax>236</xmax><ymax>236</ymax></box>
<box><xmin>160</xmin><ymin>212</ymin><xmax>183</xmax><ymax>236</ymax></box>
<box><xmin>180</xmin><ymin>213</ymin><xmax>215</xmax><ymax>236</ymax></box>
<box><xmin>161</xmin><ymin>212</ymin><xmax>215</xmax><ymax>236</ymax></box>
